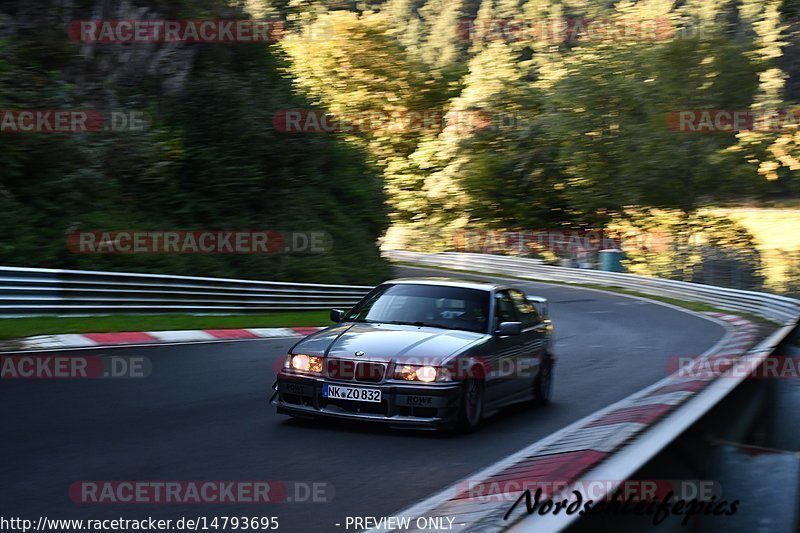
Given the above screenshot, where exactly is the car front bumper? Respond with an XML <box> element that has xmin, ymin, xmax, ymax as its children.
<box><xmin>271</xmin><ymin>373</ymin><xmax>464</xmax><ymax>429</ymax></box>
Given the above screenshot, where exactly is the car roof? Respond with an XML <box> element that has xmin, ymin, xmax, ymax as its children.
<box><xmin>385</xmin><ymin>277</ymin><xmax>506</xmax><ymax>292</ymax></box>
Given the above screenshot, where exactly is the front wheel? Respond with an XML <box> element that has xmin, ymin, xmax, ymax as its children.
<box><xmin>456</xmin><ymin>379</ymin><xmax>485</xmax><ymax>432</ymax></box>
<box><xmin>532</xmin><ymin>356</ymin><xmax>554</xmax><ymax>406</ymax></box>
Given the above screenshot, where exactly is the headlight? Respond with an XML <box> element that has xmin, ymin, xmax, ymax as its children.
<box><xmin>393</xmin><ymin>364</ymin><xmax>452</xmax><ymax>382</ymax></box>
<box><xmin>416</xmin><ymin>366</ymin><xmax>437</xmax><ymax>382</ymax></box>
<box><xmin>288</xmin><ymin>354</ymin><xmax>323</xmax><ymax>373</ymax></box>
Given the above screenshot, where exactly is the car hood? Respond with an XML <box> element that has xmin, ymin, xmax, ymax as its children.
<box><xmin>291</xmin><ymin>322</ymin><xmax>487</xmax><ymax>364</ymax></box>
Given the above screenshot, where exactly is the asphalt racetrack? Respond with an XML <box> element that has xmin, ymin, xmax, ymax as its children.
<box><xmin>1</xmin><ymin>269</ymin><xmax>727</xmax><ymax>532</ymax></box>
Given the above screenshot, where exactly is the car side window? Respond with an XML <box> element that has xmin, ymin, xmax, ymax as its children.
<box><xmin>494</xmin><ymin>290</ymin><xmax>518</xmax><ymax>329</ymax></box>
<box><xmin>509</xmin><ymin>289</ymin><xmax>540</xmax><ymax>328</ymax></box>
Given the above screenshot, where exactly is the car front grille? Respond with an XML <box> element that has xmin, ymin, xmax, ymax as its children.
<box><xmin>355</xmin><ymin>362</ymin><xmax>386</xmax><ymax>382</ymax></box>
<box><xmin>325</xmin><ymin>359</ymin><xmax>386</xmax><ymax>382</ymax></box>
<box><xmin>326</xmin><ymin>359</ymin><xmax>355</xmax><ymax>380</ymax></box>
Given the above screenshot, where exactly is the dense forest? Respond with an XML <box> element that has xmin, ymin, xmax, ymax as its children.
<box><xmin>0</xmin><ymin>0</ymin><xmax>798</xmax><ymax>286</ymax></box>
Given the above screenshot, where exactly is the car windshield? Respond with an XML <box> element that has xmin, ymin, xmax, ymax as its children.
<box><xmin>346</xmin><ymin>283</ymin><xmax>490</xmax><ymax>333</ymax></box>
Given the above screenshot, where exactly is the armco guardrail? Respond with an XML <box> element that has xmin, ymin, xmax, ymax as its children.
<box><xmin>509</xmin><ymin>319</ymin><xmax>800</xmax><ymax>532</ymax></box>
<box><xmin>0</xmin><ymin>266</ymin><xmax>373</xmax><ymax>316</ymax></box>
<box><xmin>8</xmin><ymin>253</ymin><xmax>800</xmax><ymax>321</ymax></box>
<box><xmin>385</xmin><ymin>251</ymin><xmax>800</xmax><ymax>324</ymax></box>
<box><xmin>384</xmin><ymin>251</ymin><xmax>800</xmax><ymax>533</ymax></box>
<box><xmin>383</xmin><ymin>251</ymin><xmax>800</xmax><ymax>532</ymax></box>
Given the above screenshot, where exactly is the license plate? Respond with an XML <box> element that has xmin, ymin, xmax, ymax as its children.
<box><xmin>323</xmin><ymin>384</ymin><xmax>381</xmax><ymax>403</ymax></box>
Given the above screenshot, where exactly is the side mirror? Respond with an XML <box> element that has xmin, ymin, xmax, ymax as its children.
<box><xmin>330</xmin><ymin>309</ymin><xmax>345</xmax><ymax>323</ymax></box>
<box><xmin>496</xmin><ymin>321</ymin><xmax>522</xmax><ymax>336</ymax></box>
<box><xmin>526</xmin><ymin>296</ymin><xmax>549</xmax><ymax>318</ymax></box>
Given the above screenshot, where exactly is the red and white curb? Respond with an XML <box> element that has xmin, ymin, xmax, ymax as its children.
<box><xmin>15</xmin><ymin>327</ymin><xmax>324</xmax><ymax>351</ymax></box>
<box><xmin>367</xmin><ymin>313</ymin><xmax>760</xmax><ymax>533</ymax></box>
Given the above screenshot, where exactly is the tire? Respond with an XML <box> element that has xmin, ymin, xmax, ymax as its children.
<box><xmin>456</xmin><ymin>379</ymin><xmax>485</xmax><ymax>432</ymax></box>
<box><xmin>532</xmin><ymin>356</ymin><xmax>554</xmax><ymax>406</ymax></box>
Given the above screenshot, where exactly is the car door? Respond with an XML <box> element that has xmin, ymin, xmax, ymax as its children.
<box><xmin>485</xmin><ymin>289</ymin><xmax>523</xmax><ymax>403</ymax></box>
<box><xmin>509</xmin><ymin>289</ymin><xmax>546</xmax><ymax>396</ymax></box>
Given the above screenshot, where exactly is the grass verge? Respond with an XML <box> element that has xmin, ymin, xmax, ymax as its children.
<box><xmin>0</xmin><ymin>311</ymin><xmax>331</xmax><ymax>341</ymax></box>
